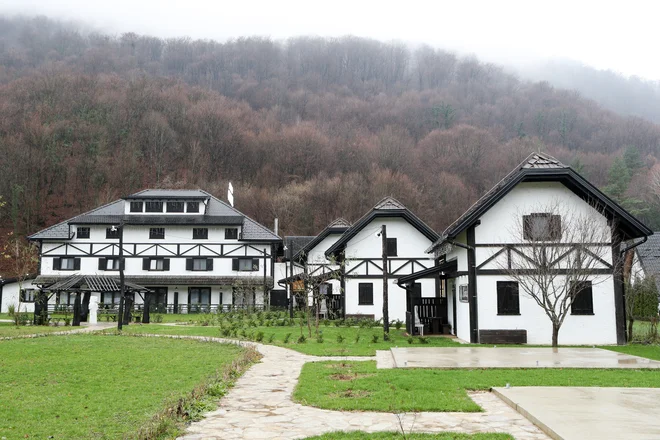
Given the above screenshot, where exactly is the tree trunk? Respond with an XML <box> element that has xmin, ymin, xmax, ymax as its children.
<box><xmin>551</xmin><ymin>322</ymin><xmax>560</xmax><ymax>347</ymax></box>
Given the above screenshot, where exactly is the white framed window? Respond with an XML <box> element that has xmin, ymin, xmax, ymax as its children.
<box><xmin>459</xmin><ymin>285</ymin><xmax>469</xmax><ymax>303</ymax></box>
<box><xmin>106</xmin><ymin>258</ymin><xmax>120</xmax><ymax>270</ymax></box>
<box><xmin>20</xmin><ymin>289</ymin><xmax>36</xmax><ymax>302</ymax></box>
<box><xmin>193</xmin><ymin>259</ymin><xmax>208</xmax><ymax>271</ymax></box>
<box><xmin>61</xmin><ymin>258</ymin><xmax>76</xmax><ymax>270</ymax></box>
<box><xmin>150</xmin><ymin>259</ymin><xmax>164</xmax><ymax>271</ymax></box>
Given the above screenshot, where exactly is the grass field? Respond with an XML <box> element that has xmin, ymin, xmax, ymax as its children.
<box><xmin>303</xmin><ymin>433</ymin><xmax>513</xmax><ymax>440</ymax></box>
<box><xmin>603</xmin><ymin>344</ymin><xmax>660</xmax><ymax>361</ymax></box>
<box><xmin>293</xmin><ymin>360</ymin><xmax>660</xmax><ymax>412</ymax></box>
<box><xmin>118</xmin><ymin>323</ymin><xmax>461</xmax><ymax>356</ymax></box>
<box><xmin>0</xmin><ymin>334</ymin><xmax>246</xmax><ymax>439</ymax></box>
<box><xmin>0</xmin><ymin>322</ymin><xmax>73</xmax><ymax>338</ymax></box>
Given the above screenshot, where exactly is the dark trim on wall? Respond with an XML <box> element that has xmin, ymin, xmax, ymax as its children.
<box><xmin>467</xmin><ymin>225</ymin><xmax>478</xmax><ymax>343</ymax></box>
<box><xmin>475</xmin><ymin>269</ymin><xmax>613</xmax><ymax>276</ymax></box>
<box><xmin>340</xmin><ymin>269</ymin><xmax>346</xmax><ymax>319</ymax></box>
<box><xmin>474</xmin><ymin>242</ymin><xmax>612</xmax><ymax>248</ymax></box>
<box><xmin>612</xmin><ymin>238</ymin><xmax>626</xmax><ymax>345</ymax></box>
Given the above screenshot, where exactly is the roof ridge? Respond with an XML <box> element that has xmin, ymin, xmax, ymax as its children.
<box><xmin>327</xmin><ymin>217</ymin><xmax>351</xmax><ymax>228</ymax></box>
<box><xmin>374</xmin><ymin>196</ymin><xmax>406</xmax><ymax>210</ymax></box>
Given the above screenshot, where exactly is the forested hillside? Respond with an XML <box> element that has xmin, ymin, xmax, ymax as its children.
<box><xmin>1</xmin><ymin>16</ymin><xmax>660</xmax><ymax>257</ymax></box>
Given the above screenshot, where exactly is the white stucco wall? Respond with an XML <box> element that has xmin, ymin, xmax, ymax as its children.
<box><xmin>1</xmin><ymin>279</ymin><xmax>37</xmax><ymax>313</ymax></box>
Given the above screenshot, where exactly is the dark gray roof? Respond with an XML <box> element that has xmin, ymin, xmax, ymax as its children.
<box><xmin>29</xmin><ymin>190</ymin><xmax>280</xmax><ymax>242</ymax></box>
<box><xmin>124</xmin><ymin>189</ymin><xmax>209</xmax><ymax>199</ymax></box>
<box><xmin>293</xmin><ymin>218</ymin><xmax>351</xmax><ymax>261</ymax></box>
<box><xmin>284</xmin><ymin>236</ymin><xmax>316</xmax><ymax>259</ymax></box>
<box><xmin>635</xmin><ymin>234</ymin><xmax>660</xmax><ymax>294</ymax></box>
<box><xmin>428</xmin><ymin>152</ymin><xmax>653</xmax><ymax>253</ymax></box>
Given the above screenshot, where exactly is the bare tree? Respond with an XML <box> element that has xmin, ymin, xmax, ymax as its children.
<box><xmin>497</xmin><ymin>199</ymin><xmax>615</xmax><ymax>347</ymax></box>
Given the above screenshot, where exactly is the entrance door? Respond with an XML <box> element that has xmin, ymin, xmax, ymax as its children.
<box><xmin>270</xmin><ymin>290</ymin><xmax>287</xmax><ymax>309</ymax></box>
<box><xmin>146</xmin><ymin>287</ymin><xmax>168</xmax><ymax>313</ymax></box>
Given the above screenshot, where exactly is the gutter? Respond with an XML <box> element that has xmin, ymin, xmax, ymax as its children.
<box><xmin>620</xmin><ymin>236</ymin><xmax>648</xmax><ymax>255</ymax></box>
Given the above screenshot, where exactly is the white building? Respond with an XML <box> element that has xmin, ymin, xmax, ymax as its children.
<box><xmin>321</xmin><ymin>198</ymin><xmax>442</xmax><ymax>326</ymax></box>
<box><xmin>28</xmin><ymin>189</ymin><xmax>281</xmax><ymax>318</ymax></box>
<box><xmin>0</xmin><ymin>276</ymin><xmax>37</xmax><ymax>314</ymax></box>
<box><xmin>399</xmin><ymin>153</ymin><xmax>652</xmax><ymax>345</ymax></box>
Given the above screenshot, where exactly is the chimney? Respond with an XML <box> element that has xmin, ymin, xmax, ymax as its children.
<box><xmin>274</xmin><ymin>218</ymin><xmax>279</xmax><ymax>235</ymax></box>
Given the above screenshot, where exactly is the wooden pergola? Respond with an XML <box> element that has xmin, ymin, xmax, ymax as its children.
<box><xmin>35</xmin><ymin>275</ymin><xmax>152</xmax><ymax>326</ymax></box>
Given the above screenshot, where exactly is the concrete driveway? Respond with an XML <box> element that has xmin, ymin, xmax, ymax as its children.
<box><xmin>379</xmin><ymin>347</ymin><xmax>660</xmax><ymax>369</ymax></box>
<box><xmin>493</xmin><ymin>387</ymin><xmax>660</xmax><ymax>440</ymax></box>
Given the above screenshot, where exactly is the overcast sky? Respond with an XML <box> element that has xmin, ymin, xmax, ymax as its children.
<box><xmin>3</xmin><ymin>0</ymin><xmax>660</xmax><ymax>80</ymax></box>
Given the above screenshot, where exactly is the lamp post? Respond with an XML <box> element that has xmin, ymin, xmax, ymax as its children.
<box><xmin>112</xmin><ymin>222</ymin><xmax>126</xmax><ymax>331</ymax></box>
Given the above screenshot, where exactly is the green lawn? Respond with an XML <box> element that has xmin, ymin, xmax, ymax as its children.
<box><xmin>603</xmin><ymin>344</ymin><xmax>660</xmax><ymax>361</ymax></box>
<box><xmin>0</xmin><ymin>322</ymin><xmax>73</xmax><ymax>338</ymax></box>
<box><xmin>118</xmin><ymin>323</ymin><xmax>461</xmax><ymax>356</ymax></box>
<box><xmin>0</xmin><ymin>334</ymin><xmax>246</xmax><ymax>439</ymax></box>
<box><xmin>294</xmin><ymin>360</ymin><xmax>660</xmax><ymax>412</ymax></box>
<box><xmin>304</xmin><ymin>433</ymin><xmax>512</xmax><ymax>440</ymax></box>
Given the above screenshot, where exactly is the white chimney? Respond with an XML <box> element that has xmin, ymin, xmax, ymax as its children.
<box><xmin>274</xmin><ymin>218</ymin><xmax>279</xmax><ymax>235</ymax></box>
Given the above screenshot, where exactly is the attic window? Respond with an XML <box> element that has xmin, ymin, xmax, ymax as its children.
<box><xmin>130</xmin><ymin>201</ymin><xmax>143</xmax><ymax>213</ymax></box>
<box><xmin>523</xmin><ymin>213</ymin><xmax>561</xmax><ymax>241</ymax></box>
<box><xmin>166</xmin><ymin>201</ymin><xmax>185</xmax><ymax>213</ymax></box>
<box><xmin>145</xmin><ymin>201</ymin><xmax>163</xmax><ymax>213</ymax></box>
<box><xmin>225</xmin><ymin>228</ymin><xmax>238</xmax><ymax>239</ymax></box>
<box><xmin>187</xmin><ymin>202</ymin><xmax>200</xmax><ymax>213</ymax></box>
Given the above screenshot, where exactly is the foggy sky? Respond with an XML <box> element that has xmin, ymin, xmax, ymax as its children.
<box><xmin>3</xmin><ymin>0</ymin><xmax>659</xmax><ymax>81</ymax></box>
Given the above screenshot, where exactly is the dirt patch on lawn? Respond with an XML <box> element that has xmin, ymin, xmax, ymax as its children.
<box><xmin>330</xmin><ymin>389</ymin><xmax>372</xmax><ymax>398</ymax></box>
<box><xmin>326</xmin><ymin>363</ymin><xmax>353</xmax><ymax>369</ymax></box>
<box><xmin>329</xmin><ymin>373</ymin><xmax>374</xmax><ymax>381</ymax></box>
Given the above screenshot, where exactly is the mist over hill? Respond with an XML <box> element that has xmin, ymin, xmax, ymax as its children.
<box><xmin>1</xmin><ymin>15</ymin><xmax>660</xmax><ymax>256</ymax></box>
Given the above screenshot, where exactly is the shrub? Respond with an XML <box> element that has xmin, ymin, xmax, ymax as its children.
<box><xmin>371</xmin><ymin>334</ymin><xmax>379</xmax><ymax>343</ymax></box>
<box><xmin>267</xmin><ymin>333</ymin><xmax>275</xmax><ymax>343</ymax></box>
<box><xmin>239</xmin><ymin>329</ymin><xmax>247</xmax><ymax>338</ymax></box>
<box><xmin>336</xmin><ymin>334</ymin><xmax>345</xmax><ymax>343</ymax></box>
<box><xmin>254</xmin><ymin>331</ymin><xmax>264</xmax><ymax>342</ymax></box>
<box><xmin>394</xmin><ymin>319</ymin><xmax>403</xmax><ymax>330</ymax></box>
<box><xmin>323</xmin><ymin>319</ymin><xmax>330</xmax><ymax>327</ymax></box>
<box><xmin>7</xmin><ymin>304</ymin><xmax>15</xmax><ymax>317</ymax></box>
<box><xmin>418</xmin><ymin>336</ymin><xmax>429</xmax><ymax>344</ymax></box>
<box><xmin>297</xmin><ymin>334</ymin><xmax>307</xmax><ymax>343</ymax></box>
<box><xmin>316</xmin><ymin>335</ymin><xmax>324</xmax><ymax>343</ymax></box>
<box><xmin>220</xmin><ymin>328</ymin><xmax>231</xmax><ymax>337</ymax></box>
<box><xmin>283</xmin><ymin>333</ymin><xmax>292</xmax><ymax>343</ymax></box>
<box><xmin>407</xmin><ymin>336</ymin><xmax>414</xmax><ymax>344</ymax></box>
<box><xmin>152</xmin><ymin>314</ymin><xmax>164</xmax><ymax>323</ymax></box>
<box><xmin>354</xmin><ymin>333</ymin><xmax>360</xmax><ymax>343</ymax></box>
<box><xmin>334</xmin><ymin>319</ymin><xmax>343</xmax><ymax>327</ymax></box>
<box><xmin>14</xmin><ymin>312</ymin><xmax>29</xmax><ymax>327</ymax></box>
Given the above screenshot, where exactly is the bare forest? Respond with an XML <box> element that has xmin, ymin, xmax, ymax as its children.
<box><xmin>1</xmin><ymin>17</ymin><xmax>660</xmax><ymax>276</ymax></box>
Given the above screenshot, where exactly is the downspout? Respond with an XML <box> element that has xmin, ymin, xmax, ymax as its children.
<box><xmin>620</xmin><ymin>236</ymin><xmax>647</xmax><ymax>255</ymax></box>
<box><xmin>616</xmin><ymin>234</ymin><xmax>649</xmax><ymax>346</ymax></box>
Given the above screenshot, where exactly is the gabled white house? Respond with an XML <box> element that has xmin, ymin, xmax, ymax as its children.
<box><xmin>28</xmin><ymin>189</ymin><xmax>281</xmax><ymax>319</ymax></box>
<box><xmin>323</xmin><ymin>198</ymin><xmax>442</xmax><ymax>325</ymax></box>
<box><xmin>0</xmin><ymin>276</ymin><xmax>37</xmax><ymax>314</ymax></box>
<box><xmin>399</xmin><ymin>153</ymin><xmax>652</xmax><ymax>345</ymax></box>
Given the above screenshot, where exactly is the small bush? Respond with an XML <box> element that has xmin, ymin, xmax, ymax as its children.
<box><xmin>297</xmin><ymin>334</ymin><xmax>307</xmax><ymax>344</ymax></box>
<box><xmin>418</xmin><ymin>336</ymin><xmax>429</xmax><ymax>344</ymax></box>
<box><xmin>394</xmin><ymin>319</ymin><xmax>403</xmax><ymax>330</ymax></box>
<box><xmin>254</xmin><ymin>331</ymin><xmax>264</xmax><ymax>342</ymax></box>
<box><xmin>334</xmin><ymin>320</ymin><xmax>343</xmax><ymax>327</ymax></box>
<box><xmin>152</xmin><ymin>314</ymin><xmax>164</xmax><ymax>323</ymax></box>
<box><xmin>239</xmin><ymin>329</ymin><xmax>247</xmax><ymax>338</ymax></box>
<box><xmin>336</xmin><ymin>334</ymin><xmax>345</xmax><ymax>343</ymax></box>
<box><xmin>220</xmin><ymin>328</ymin><xmax>231</xmax><ymax>337</ymax></box>
<box><xmin>7</xmin><ymin>304</ymin><xmax>16</xmax><ymax>317</ymax></box>
<box><xmin>354</xmin><ymin>333</ymin><xmax>361</xmax><ymax>343</ymax></box>
<box><xmin>283</xmin><ymin>333</ymin><xmax>292</xmax><ymax>343</ymax></box>
<box><xmin>371</xmin><ymin>334</ymin><xmax>379</xmax><ymax>343</ymax></box>
<box><xmin>323</xmin><ymin>319</ymin><xmax>330</xmax><ymax>327</ymax></box>
<box><xmin>267</xmin><ymin>333</ymin><xmax>275</xmax><ymax>343</ymax></box>
<box><xmin>407</xmin><ymin>336</ymin><xmax>414</xmax><ymax>344</ymax></box>
<box><xmin>316</xmin><ymin>335</ymin><xmax>324</xmax><ymax>343</ymax></box>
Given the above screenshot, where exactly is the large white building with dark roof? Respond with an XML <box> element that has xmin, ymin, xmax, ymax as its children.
<box><xmin>28</xmin><ymin>189</ymin><xmax>280</xmax><ymax>317</ymax></box>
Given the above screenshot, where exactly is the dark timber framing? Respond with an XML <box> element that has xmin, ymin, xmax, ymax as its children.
<box><xmin>612</xmin><ymin>233</ymin><xmax>626</xmax><ymax>345</ymax></box>
<box><xmin>466</xmin><ymin>225</ymin><xmax>478</xmax><ymax>343</ymax></box>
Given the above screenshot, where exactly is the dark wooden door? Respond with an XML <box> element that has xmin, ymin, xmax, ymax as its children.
<box><xmin>270</xmin><ymin>290</ymin><xmax>287</xmax><ymax>308</ymax></box>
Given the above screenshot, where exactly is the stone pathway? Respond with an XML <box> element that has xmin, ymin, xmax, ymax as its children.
<box><xmin>179</xmin><ymin>340</ymin><xmax>548</xmax><ymax>440</ymax></box>
<box><xmin>0</xmin><ymin>322</ymin><xmax>116</xmax><ymax>340</ymax></box>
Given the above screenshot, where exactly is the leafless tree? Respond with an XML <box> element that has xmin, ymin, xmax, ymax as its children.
<box><xmin>497</xmin><ymin>199</ymin><xmax>615</xmax><ymax>347</ymax></box>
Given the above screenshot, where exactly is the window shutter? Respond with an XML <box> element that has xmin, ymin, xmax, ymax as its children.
<box><xmin>550</xmin><ymin>215</ymin><xmax>561</xmax><ymax>240</ymax></box>
<box><xmin>143</xmin><ymin>258</ymin><xmax>150</xmax><ymax>270</ymax></box>
<box><xmin>119</xmin><ymin>258</ymin><xmax>125</xmax><ymax>270</ymax></box>
<box><xmin>186</xmin><ymin>258</ymin><xmax>193</xmax><ymax>271</ymax></box>
<box><xmin>232</xmin><ymin>258</ymin><xmax>239</xmax><ymax>271</ymax></box>
<box><xmin>252</xmin><ymin>258</ymin><xmax>260</xmax><ymax>271</ymax></box>
<box><xmin>98</xmin><ymin>258</ymin><xmax>106</xmax><ymax>270</ymax></box>
<box><xmin>73</xmin><ymin>258</ymin><xmax>81</xmax><ymax>270</ymax></box>
<box><xmin>207</xmin><ymin>258</ymin><xmax>214</xmax><ymax>271</ymax></box>
<box><xmin>53</xmin><ymin>257</ymin><xmax>61</xmax><ymax>270</ymax></box>
<box><xmin>163</xmin><ymin>259</ymin><xmax>170</xmax><ymax>271</ymax></box>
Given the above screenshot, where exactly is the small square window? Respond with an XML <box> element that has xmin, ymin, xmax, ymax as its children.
<box><xmin>187</xmin><ymin>202</ymin><xmax>200</xmax><ymax>213</ymax></box>
<box><xmin>386</xmin><ymin>238</ymin><xmax>398</xmax><ymax>256</ymax></box>
<box><xmin>166</xmin><ymin>201</ymin><xmax>185</xmax><ymax>212</ymax></box>
<box><xmin>20</xmin><ymin>289</ymin><xmax>36</xmax><ymax>303</ymax></box>
<box><xmin>106</xmin><ymin>258</ymin><xmax>120</xmax><ymax>271</ymax></box>
<box><xmin>106</xmin><ymin>227</ymin><xmax>121</xmax><ymax>239</ymax></box>
<box><xmin>130</xmin><ymin>201</ymin><xmax>143</xmax><ymax>213</ymax></box>
<box><xmin>225</xmin><ymin>228</ymin><xmax>238</xmax><ymax>239</ymax></box>
<box><xmin>193</xmin><ymin>258</ymin><xmax>208</xmax><ymax>271</ymax></box>
<box><xmin>193</xmin><ymin>228</ymin><xmax>208</xmax><ymax>239</ymax></box>
<box><xmin>150</xmin><ymin>259</ymin><xmax>164</xmax><ymax>271</ymax></box>
<box><xmin>145</xmin><ymin>201</ymin><xmax>163</xmax><ymax>213</ymax></box>
<box><xmin>77</xmin><ymin>227</ymin><xmax>90</xmax><ymax>239</ymax></box>
<box><xmin>571</xmin><ymin>281</ymin><xmax>594</xmax><ymax>315</ymax></box>
<box><xmin>60</xmin><ymin>257</ymin><xmax>76</xmax><ymax>270</ymax></box>
<box><xmin>497</xmin><ymin>281</ymin><xmax>520</xmax><ymax>315</ymax></box>
<box><xmin>233</xmin><ymin>258</ymin><xmax>259</xmax><ymax>271</ymax></box>
<box><xmin>459</xmin><ymin>285</ymin><xmax>469</xmax><ymax>303</ymax></box>
<box><xmin>523</xmin><ymin>213</ymin><xmax>561</xmax><ymax>241</ymax></box>
<box><xmin>150</xmin><ymin>228</ymin><xmax>165</xmax><ymax>239</ymax></box>
<box><xmin>358</xmin><ymin>283</ymin><xmax>373</xmax><ymax>305</ymax></box>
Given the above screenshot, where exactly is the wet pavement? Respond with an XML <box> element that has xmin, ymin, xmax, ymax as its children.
<box><xmin>381</xmin><ymin>347</ymin><xmax>660</xmax><ymax>369</ymax></box>
<box><xmin>493</xmin><ymin>387</ymin><xmax>660</xmax><ymax>440</ymax></box>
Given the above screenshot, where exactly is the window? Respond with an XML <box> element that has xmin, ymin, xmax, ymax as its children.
<box><xmin>101</xmin><ymin>292</ymin><xmax>121</xmax><ymax>306</ymax></box>
<box><xmin>106</xmin><ymin>227</ymin><xmax>120</xmax><ymax>239</ymax></box>
<box><xmin>20</xmin><ymin>289</ymin><xmax>36</xmax><ymax>303</ymax></box>
<box><xmin>571</xmin><ymin>281</ymin><xmax>594</xmax><ymax>315</ymax></box>
<box><xmin>98</xmin><ymin>258</ymin><xmax>121</xmax><ymax>271</ymax></box>
<box><xmin>386</xmin><ymin>238</ymin><xmax>398</xmax><ymax>256</ymax></box>
<box><xmin>459</xmin><ymin>284</ymin><xmax>469</xmax><ymax>303</ymax></box>
<box><xmin>193</xmin><ymin>228</ymin><xmax>208</xmax><ymax>239</ymax></box>
<box><xmin>56</xmin><ymin>292</ymin><xmax>73</xmax><ymax>306</ymax></box>
<box><xmin>188</xmin><ymin>287</ymin><xmax>211</xmax><ymax>307</ymax></box>
<box><xmin>232</xmin><ymin>286</ymin><xmax>256</xmax><ymax>306</ymax></box>
<box><xmin>54</xmin><ymin>257</ymin><xmax>80</xmax><ymax>271</ymax></box>
<box><xmin>77</xmin><ymin>227</ymin><xmax>90</xmax><ymax>239</ymax></box>
<box><xmin>232</xmin><ymin>258</ymin><xmax>259</xmax><ymax>271</ymax></box>
<box><xmin>497</xmin><ymin>281</ymin><xmax>520</xmax><ymax>315</ymax></box>
<box><xmin>186</xmin><ymin>258</ymin><xmax>214</xmax><ymax>271</ymax></box>
<box><xmin>145</xmin><ymin>201</ymin><xmax>163</xmax><ymax>213</ymax></box>
<box><xmin>130</xmin><ymin>201</ymin><xmax>143</xmax><ymax>213</ymax></box>
<box><xmin>166</xmin><ymin>201</ymin><xmax>185</xmax><ymax>213</ymax></box>
<box><xmin>225</xmin><ymin>228</ymin><xmax>238</xmax><ymax>239</ymax></box>
<box><xmin>142</xmin><ymin>258</ymin><xmax>170</xmax><ymax>271</ymax></box>
<box><xmin>149</xmin><ymin>227</ymin><xmax>165</xmax><ymax>239</ymax></box>
<box><xmin>187</xmin><ymin>201</ymin><xmax>200</xmax><ymax>213</ymax></box>
<box><xmin>358</xmin><ymin>283</ymin><xmax>374</xmax><ymax>305</ymax></box>
<box><xmin>523</xmin><ymin>213</ymin><xmax>561</xmax><ymax>241</ymax></box>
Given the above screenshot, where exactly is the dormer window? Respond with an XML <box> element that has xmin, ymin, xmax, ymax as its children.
<box><xmin>187</xmin><ymin>202</ymin><xmax>200</xmax><ymax>213</ymax></box>
<box><xmin>225</xmin><ymin>228</ymin><xmax>238</xmax><ymax>239</ymax></box>
<box><xmin>145</xmin><ymin>201</ymin><xmax>163</xmax><ymax>213</ymax></box>
<box><xmin>130</xmin><ymin>201</ymin><xmax>143</xmax><ymax>213</ymax></box>
<box><xmin>150</xmin><ymin>228</ymin><xmax>165</xmax><ymax>239</ymax></box>
<box><xmin>77</xmin><ymin>227</ymin><xmax>90</xmax><ymax>239</ymax></box>
<box><xmin>167</xmin><ymin>201</ymin><xmax>185</xmax><ymax>213</ymax></box>
<box><xmin>106</xmin><ymin>227</ymin><xmax>121</xmax><ymax>239</ymax></box>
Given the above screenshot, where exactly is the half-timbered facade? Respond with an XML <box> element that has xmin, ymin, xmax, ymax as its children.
<box><xmin>325</xmin><ymin>198</ymin><xmax>441</xmax><ymax>323</ymax></box>
<box><xmin>28</xmin><ymin>189</ymin><xmax>280</xmax><ymax>316</ymax></box>
<box><xmin>400</xmin><ymin>153</ymin><xmax>652</xmax><ymax>345</ymax></box>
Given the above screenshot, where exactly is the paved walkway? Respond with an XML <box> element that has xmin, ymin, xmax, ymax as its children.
<box><xmin>179</xmin><ymin>340</ymin><xmax>548</xmax><ymax>440</ymax></box>
<box><xmin>494</xmin><ymin>387</ymin><xmax>660</xmax><ymax>440</ymax></box>
<box><xmin>382</xmin><ymin>347</ymin><xmax>660</xmax><ymax>369</ymax></box>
